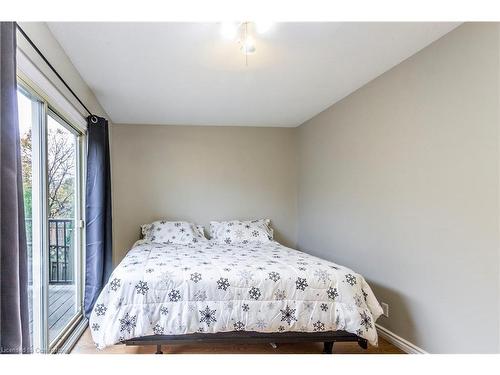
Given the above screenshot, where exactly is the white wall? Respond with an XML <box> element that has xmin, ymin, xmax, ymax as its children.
<box><xmin>297</xmin><ymin>23</ymin><xmax>500</xmax><ymax>353</ymax></box>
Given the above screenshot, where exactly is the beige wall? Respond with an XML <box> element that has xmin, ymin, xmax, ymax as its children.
<box><xmin>297</xmin><ymin>23</ymin><xmax>500</xmax><ymax>353</ymax></box>
<box><xmin>111</xmin><ymin>124</ymin><xmax>298</xmax><ymax>263</ymax></box>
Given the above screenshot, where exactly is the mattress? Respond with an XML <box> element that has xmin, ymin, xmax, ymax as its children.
<box><xmin>89</xmin><ymin>240</ymin><xmax>383</xmax><ymax>349</ymax></box>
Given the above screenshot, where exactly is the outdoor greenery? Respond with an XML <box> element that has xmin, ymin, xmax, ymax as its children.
<box><xmin>21</xmin><ymin>127</ymin><xmax>75</xmax><ymax>220</ymax></box>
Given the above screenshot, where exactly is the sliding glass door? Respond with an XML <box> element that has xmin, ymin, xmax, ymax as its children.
<box><xmin>46</xmin><ymin>111</ymin><xmax>81</xmax><ymax>344</ymax></box>
<box><xmin>17</xmin><ymin>82</ymin><xmax>85</xmax><ymax>353</ymax></box>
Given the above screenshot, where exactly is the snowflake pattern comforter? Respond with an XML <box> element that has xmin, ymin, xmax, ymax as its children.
<box><xmin>90</xmin><ymin>240</ymin><xmax>383</xmax><ymax>349</ymax></box>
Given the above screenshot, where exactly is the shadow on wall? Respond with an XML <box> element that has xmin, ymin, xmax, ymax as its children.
<box><xmin>295</xmin><ymin>240</ymin><xmax>417</xmax><ymax>345</ymax></box>
<box><xmin>367</xmin><ymin>279</ymin><xmax>418</xmax><ymax>348</ymax></box>
<box><xmin>272</xmin><ymin>231</ymin><xmax>292</xmax><ymax>248</ymax></box>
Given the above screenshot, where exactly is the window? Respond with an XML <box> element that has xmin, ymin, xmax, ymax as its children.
<box><xmin>18</xmin><ymin>81</ymin><xmax>85</xmax><ymax>353</ymax></box>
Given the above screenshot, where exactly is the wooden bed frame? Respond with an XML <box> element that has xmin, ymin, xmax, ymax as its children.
<box><xmin>123</xmin><ymin>330</ymin><xmax>368</xmax><ymax>354</ymax></box>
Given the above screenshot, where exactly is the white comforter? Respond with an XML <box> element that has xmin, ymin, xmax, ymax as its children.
<box><xmin>90</xmin><ymin>240</ymin><xmax>383</xmax><ymax>349</ymax></box>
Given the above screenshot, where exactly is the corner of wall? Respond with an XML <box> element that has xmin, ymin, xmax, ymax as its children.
<box><xmin>497</xmin><ymin>22</ymin><xmax>500</xmax><ymax>354</ymax></box>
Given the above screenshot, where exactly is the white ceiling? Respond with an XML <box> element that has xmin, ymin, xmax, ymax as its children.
<box><xmin>47</xmin><ymin>22</ymin><xmax>459</xmax><ymax>127</ymax></box>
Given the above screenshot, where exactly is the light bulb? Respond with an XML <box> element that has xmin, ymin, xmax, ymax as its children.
<box><xmin>255</xmin><ymin>21</ymin><xmax>274</xmax><ymax>34</ymax></box>
<box><xmin>220</xmin><ymin>22</ymin><xmax>239</xmax><ymax>40</ymax></box>
<box><xmin>240</xmin><ymin>36</ymin><xmax>256</xmax><ymax>55</ymax></box>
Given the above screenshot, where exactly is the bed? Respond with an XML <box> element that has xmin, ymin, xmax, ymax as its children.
<box><xmin>89</xmin><ymin>232</ymin><xmax>383</xmax><ymax>353</ymax></box>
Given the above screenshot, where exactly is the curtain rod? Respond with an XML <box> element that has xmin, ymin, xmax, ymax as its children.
<box><xmin>15</xmin><ymin>22</ymin><xmax>95</xmax><ymax>120</ymax></box>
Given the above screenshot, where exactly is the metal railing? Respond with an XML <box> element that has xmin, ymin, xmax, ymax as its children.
<box><xmin>26</xmin><ymin>218</ymin><xmax>74</xmax><ymax>285</ymax></box>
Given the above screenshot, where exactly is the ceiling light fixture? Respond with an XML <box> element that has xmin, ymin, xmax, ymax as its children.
<box><xmin>240</xmin><ymin>36</ymin><xmax>256</xmax><ymax>55</ymax></box>
<box><xmin>240</xmin><ymin>22</ymin><xmax>255</xmax><ymax>66</ymax></box>
<box><xmin>220</xmin><ymin>21</ymin><xmax>274</xmax><ymax>67</ymax></box>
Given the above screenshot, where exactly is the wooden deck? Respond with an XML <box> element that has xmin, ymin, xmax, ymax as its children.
<box><xmin>29</xmin><ymin>284</ymin><xmax>76</xmax><ymax>343</ymax></box>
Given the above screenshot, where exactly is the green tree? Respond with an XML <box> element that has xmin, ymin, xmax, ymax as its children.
<box><xmin>21</xmin><ymin>128</ymin><xmax>75</xmax><ymax>219</ymax></box>
<box><xmin>21</xmin><ymin>129</ymin><xmax>33</xmax><ymax>218</ymax></box>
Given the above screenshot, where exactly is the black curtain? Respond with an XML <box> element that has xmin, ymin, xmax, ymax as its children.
<box><xmin>0</xmin><ymin>22</ymin><xmax>31</xmax><ymax>353</ymax></box>
<box><xmin>84</xmin><ymin>115</ymin><xmax>112</xmax><ymax>318</ymax></box>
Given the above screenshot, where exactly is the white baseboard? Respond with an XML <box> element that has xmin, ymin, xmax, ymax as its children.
<box><xmin>376</xmin><ymin>324</ymin><xmax>427</xmax><ymax>354</ymax></box>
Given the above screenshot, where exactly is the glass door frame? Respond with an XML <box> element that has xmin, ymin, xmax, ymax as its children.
<box><xmin>17</xmin><ymin>76</ymin><xmax>86</xmax><ymax>354</ymax></box>
<box><xmin>46</xmin><ymin>108</ymin><xmax>85</xmax><ymax>350</ymax></box>
<box><xmin>18</xmin><ymin>83</ymin><xmax>47</xmax><ymax>354</ymax></box>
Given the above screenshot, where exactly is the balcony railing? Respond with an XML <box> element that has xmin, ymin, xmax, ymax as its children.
<box><xmin>26</xmin><ymin>218</ymin><xmax>74</xmax><ymax>285</ymax></box>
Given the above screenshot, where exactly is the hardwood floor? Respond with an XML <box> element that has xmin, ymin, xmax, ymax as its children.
<box><xmin>72</xmin><ymin>328</ymin><xmax>404</xmax><ymax>354</ymax></box>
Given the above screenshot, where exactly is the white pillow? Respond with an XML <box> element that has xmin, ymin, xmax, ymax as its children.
<box><xmin>210</xmin><ymin>219</ymin><xmax>273</xmax><ymax>244</ymax></box>
<box><xmin>141</xmin><ymin>221</ymin><xmax>206</xmax><ymax>245</ymax></box>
